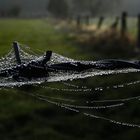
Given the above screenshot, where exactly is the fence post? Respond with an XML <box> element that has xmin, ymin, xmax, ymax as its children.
<box><xmin>121</xmin><ymin>11</ymin><xmax>127</xmax><ymax>36</ymax></box>
<box><xmin>85</xmin><ymin>15</ymin><xmax>90</xmax><ymax>25</ymax></box>
<box><xmin>76</xmin><ymin>15</ymin><xmax>81</xmax><ymax>27</ymax></box>
<box><xmin>111</xmin><ymin>16</ymin><xmax>119</xmax><ymax>29</ymax></box>
<box><xmin>137</xmin><ymin>14</ymin><xmax>140</xmax><ymax>48</ymax></box>
<box><xmin>13</xmin><ymin>41</ymin><xmax>21</xmax><ymax>64</ymax></box>
<box><xmin>97</xmin><ymin>16</ymin><xmax>104</xmax><ymax>29</ymax></box>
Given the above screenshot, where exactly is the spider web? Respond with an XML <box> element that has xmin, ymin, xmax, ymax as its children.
<box><xmin>0</xmin><ymin>44</ymin><xmax>140</xmax><ymax>129</ymax></box>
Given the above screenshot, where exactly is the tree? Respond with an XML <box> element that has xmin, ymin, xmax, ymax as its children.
<box><xmin>47</xmin><ymin>0</ymin><xmax>69</xmax><ymax>18</ymax></box>
<box><xmin>69</xmin><ymin>0</ymin><xmax>121</xmax><ymax>16</ymax></box>
<box><xmin>9</xmin><ymin>5</ymin><xmax>21</xmax><ymax>17</ymax></box>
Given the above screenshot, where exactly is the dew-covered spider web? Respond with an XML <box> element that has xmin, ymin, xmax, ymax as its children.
<box><xmin>0</xmin><ymin>43</ymin><xmax>140</xmax><ymax>129</ymax></box>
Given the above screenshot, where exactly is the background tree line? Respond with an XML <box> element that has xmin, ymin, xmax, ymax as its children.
<box><xmin>0</xmin><ymin>0</ymin><xmax>121</xmax><ymax>18</ymax></box>
<box><xmin>47</xmin><ymin>0</ymin><xmax>121</xmax><ymax>18</ymax></box>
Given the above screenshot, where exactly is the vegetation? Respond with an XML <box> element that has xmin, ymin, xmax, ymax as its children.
<box><xmin>0</xmin><ymin>19</ymin><xmax>79</xmax><ymax>57</ymax></box>
<box><xmin>9</xmin><ymin>5</ymin><xmax>21</xmax><ymax>17</ymax></box>
<box><xmin>0</xmin><ymin>19</ymin><xmax>139</xmax><ymax>140</ymax></box>
<box><xmin>70</xmin><ymin>0</ymin><xmax>121</xmax><ymax>16</ymax></box>
<box><xmin>47</xmin><ymin>0</ymin><xmax>69</xmax><ymax>18</ymax></box>
<box><xmin>46</xmin><ymin>0</ymin><xmax>121</xmax><ymax>18</ymax></box>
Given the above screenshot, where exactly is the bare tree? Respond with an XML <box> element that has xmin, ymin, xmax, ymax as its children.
<box><xmin>68</xmin><ymin>0</ymin><xmax>121</xmax><ymax>16</ymax></box>
<box><xmin>47</xmin><ymin>0</ymin><xmax>69</xmax><ymax>18</ymax></box>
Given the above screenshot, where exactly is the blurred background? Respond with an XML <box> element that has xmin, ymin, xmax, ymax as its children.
<box><xmin>0</xmin><ymin>0</ymin><xmax>140</xmax><ymax>140</ymax></box>
<box><xmin>0</xmin><ymin>0</ymin><xmax>140</xmax><ymax>17</ymax></box>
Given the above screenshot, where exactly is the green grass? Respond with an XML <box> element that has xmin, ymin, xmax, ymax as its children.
<box><xmin>0</xmin><ymin>19</ymin><xmax>94</xmax><ymax>140</ymax></box>
<box><xmin>0</xmin><ymin>19</ymin><xmax>81</xmax><ymax>140</ymax></box>
<box><xmin>0</xmin><ymin>19</ymin><xmax>79</xmax><ymax>57</ymax></box>
<box><xmin>0</xmin><ymin>19</ymin><xmax>139</xmax><ymax>140</ymax></box>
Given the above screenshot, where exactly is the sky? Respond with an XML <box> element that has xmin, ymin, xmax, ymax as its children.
<box><xmin>122</xmin><ymin>0</ymin><xmax>140</xmax><ymax>15</ymax></box>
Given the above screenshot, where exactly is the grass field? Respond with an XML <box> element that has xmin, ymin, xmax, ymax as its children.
<box><xmin>0</xmin><ymin>19</ymin><xmax>140</xmax><ymax>140</ymax></box>
<box><xmin>0</xmin><ymin>19</ymin><xmax>80</xmax><ymax>57</ymax></box>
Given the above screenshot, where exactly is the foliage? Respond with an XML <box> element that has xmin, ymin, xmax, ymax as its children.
<box><xmin>69</xmin><ymin>0</ymin><xmax>121</xmax><ymax>16</ymax></box>
<box><xmin>47</xmin><ymin>0</ymin><xmax>69</xmax><ymax>18</ymax></box>
<box><xmin>9</xmin><ymin>5</ymin><xmax>21</xmax><ymax>17</ymax></box>
<box><xmin>74</xmin><ymin>29</ymin><xmax>137</xmax><ymax>59</ymax></box>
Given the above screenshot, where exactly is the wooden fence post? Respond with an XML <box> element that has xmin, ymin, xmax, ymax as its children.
<box><xmin>97</xmin><ymin>16</ymin><xmax>104</xmax><ymax>29</ymax></box>
<box><xmin>76</xmin><ymin>15</ymin><xmax>81</xmax><ymax>27</ymax></box>
<box><xmin>121</xmin><ymin>11</ymin><xmax>127</xmax><ymax>36</ymax></box>
<box><xmin>85</xmin><ymin>15</ymin><xmax>90</xmax><ymax>25</ymax></box>
<box><xmin>111</xmin><ymin>16</ymin><xmax>119</xmax><ymax>29</ymax></box>
<box><xmin>13</xmin><ymin>41</ymin><xmax>21</xmax><ymax>64</ymax></box>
